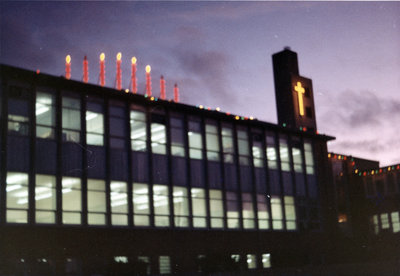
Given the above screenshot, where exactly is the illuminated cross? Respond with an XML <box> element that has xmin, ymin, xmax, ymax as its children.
<box><xmin>294</xmin><ymin>82</ymin><xmax>305</xmax><ymax>116</ymax></box>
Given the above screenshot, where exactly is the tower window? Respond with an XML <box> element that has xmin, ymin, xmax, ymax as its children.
<box><xmin>304</xmin><ymin>87</ymin><xmax>311</xmax><ymax>98</ymax></box>
<box><xmin>306</xmin><ymin>107</ymin><xmax>313</xmax><ymax>119</ymax></box>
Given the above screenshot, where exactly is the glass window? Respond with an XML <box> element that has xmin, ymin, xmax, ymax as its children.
<box><xmin>262</xmin><ymin>253</ymin><xmax>271</xmax><ymax>268</ymax></box>
<box><xmin>151</xmin><ymin>114</ymin><xmax>167</xmax><ymax>155</ymax></box>
<box><xmin>279</xmin><ymin>136</ymin><xmax>290</xmax><ymax>171</ymax></box>
<box><xmin>191</xmin><ymin>188</ymin><xmax>207</xmax><ymax>227</ymax></box>
<box><xmin>131</xmin><ymin>110</ymin><xmax>147</xmax><ymax>151</ymax></box>
<box><xmin>242</xmin><ymin>193</ymin><xmax>255</xmax><ymax>229</ymax></box>
<box><xmin>188</xmin><ymin>119</ymin><xmax>203</xmax><ymax>159</ymax></box>
<box><xmin>372</xmin><ymin>215</ymin><xmax>379</xmax><ymax>234</ymax></box>
<box><xmin>271</xmin><ymin>196</ymin><xmax>283</xmax><ymax>230</ymax></box>
<box><xmin>246</xmin><ymin>254</ymin><xmax>257</xmax><ymax>269</ymax></box>
<box><xmin>62</xmin><ymin>177</ymin><xmax>81</xmax><ymax>224</ymax></box>
<box><xmin>304</xmin><ymin>140</ymin><xmax>315</xmax><ymax>175</ymax></box>
<box><xmin>8</xmin><ymin>97</ymin><xmax>30</xmax><ymax>136</ymax></box>
<box><xmin>173</xmin><ymin>186</ymin><xmax>189</xmax><ymax>227</ymax></box>
<box><xmin>284</xmin><ymin>196</ymin><xmax>297</xmax><ymax>230</ymax></box>
<box><xmin>206</xmin><ymin>122</ymin><xmax>220</xmax><ymax>161</ymax></box>
<box><xmin>209</xmin><ymin>189</ymin><xmax>224</xmax><ymax>228</ymax></box>
<box><xmin>221</xmin><ymin>124</ymin><xmax>234</xmax><ymax>162</ymax></box>
<box><xmin>265</xmin><ymin>132</ymin><xmax>278</xmax><ymax>170</ymax></box>
<box><xmin>257</xmin><ymin>194</ymin><xmax>270</xmax><ymax>229</ymax></box>
<box><xmin>291</xmin><ymin>138</ymin><xmax>303</xmax><ymax>173</ymax></box>
<box><xmin>6</xmin><ymin>172</ymin><xmax>29</xmax><ymax>223</ymax></box>
<box><xmin>133</xmin><ymin>183</ymin><xmax>150</xmax><ymax>226</ymax></box>
<box><xmin>237</xmin><ymin>127</ymin><xmax>249</xmax><ymax>163</ymax></box>
<box><xmin>110</xmin><ymin>181</ymin><xmax>128</xmax><ymax>226</ymax></box>
<box><xmin>62</xmin><ymin>95</ymin><xmax>81</xmax><ymax>142</ymax></box>
<box><xmin>252</xmin><ymin>132</ymin><xmax>264</xmax><ymax>168</ymax></box>
<box><xmin>159</xmin><ymin>256</ymin><xmax>171</xmax><ymax>275</ymax></box>
<box><xmin>36</xmin><ymin>92</ymin><xmax>56</xmax><ymax>139</ymax></box>
<box><xmin>86</xmin><ymin>101</ymin><xmax>104</xmax><ymax>146</ymax></box>
<box><xmin>153</xmin><ymin>184</ymin><xmax>170</xmax><ymax>227</ymax></box>
<box><xmin>35</xmin><ymin>174</ymin><xmax>56</xmax><ymax>224</ymax></box>
<box><xmin>381</xmin><ymin>213</ymin><xmax>390</xmax><ymax>229</ymax></box>
<box><xmin>170</xmin><ymin>116</ymin><xmax>186</xmax><ymax>157</ymax></box>
<box><xmin>391</xmin><ymin>212</ymin><xmax>400</xmax><ymax>233</ymax></box>
<box><xmin>87</xmin><ymin>179</ymin><xmax>106</xmax><ymax>225</ymax></box>
<box><xmin>226</xmin><ymin>191</ymin><xmax>240</xmax><ymax>229</ymax></box>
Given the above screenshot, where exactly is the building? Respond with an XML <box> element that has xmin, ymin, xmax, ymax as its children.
<box><xmin>1</xmin><ymin>48</ymin><xmax>398</xmax><ymax>275</ymax></box>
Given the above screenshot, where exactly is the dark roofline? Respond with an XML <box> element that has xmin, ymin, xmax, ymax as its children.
<box><xmin>1</xmin><ymin>63</ymin><xmax>335</xmax><ymax>141</ymax></box>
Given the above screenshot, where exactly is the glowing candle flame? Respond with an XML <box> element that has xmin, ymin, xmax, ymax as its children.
<box><xmin>66</xmin><ymin>55</ymin><xmax>71</xmax><ymax>64</ymax></box>
<box><xmin>131</xmin><ymin>57</ymin><xmax>137</xmax><ymax>64</ymax></box>
<box><xmin>117</xmin><ymin>52</ymin><xmax>122</xmax><ymax>61</ymax></box>
<box><xmin>146</xmin><ymin>65</ymin><xmax>151</xmax><ymax>73</ymax></box>
<box><xmin>100</xmin><ymin>53</ymin><xmax>105</xmax><ymax>61</ymax></box>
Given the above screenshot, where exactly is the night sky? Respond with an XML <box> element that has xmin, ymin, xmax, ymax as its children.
<box><xmin>1</xmin><ymin>1</ymin><xmax>399</xmax><ymax>166</ymax></box>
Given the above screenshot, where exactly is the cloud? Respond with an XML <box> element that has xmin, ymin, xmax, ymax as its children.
<box><xmin>319</xmin><ymin>89</ymin><xmax>400</xmax><ymax>166</ymax></box>
<box><xmin>170</xmin><ymin>26</ymin><xmax>236</xmax><ymax>107</ymax></box>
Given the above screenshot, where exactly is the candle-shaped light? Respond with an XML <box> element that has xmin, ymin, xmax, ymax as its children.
<box><xmin>131</xmin><ymin>57</ymin><xmax>137</xmax><ymax>93</ymax></box>
<box><xmin>116</xmin><ymin>52</ymin><xmax>122</xmax><ymax>90</ymax></box>
<box><xmin>99</xmin><ymin>53</ymin><xmax>106</xmax><ymax>87</ymax></box>
<box><xmin>160</xmin><ymin>75</ymin><xmax>166</xmax><ymax>100</ymax></box>
<box><xmin>65</xmin><ymin>55</ymin><xmax>71</xmax><ymax>79</ymax></box>
<box><xmin>174</xmin><ymin>83</ymin><xmax>179</xmax><ymax>103</ymax></box>
<box><xmin>83</xmin><ymin>56</ymin><xmax>89</xmax><ymax>83</ymax></box>
<box><xmin>145</xmin><ymin>65</ymin><xmax>152</xmax><ymax>96</ymax></box>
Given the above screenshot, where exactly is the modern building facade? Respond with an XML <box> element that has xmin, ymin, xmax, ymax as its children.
<box><xmin>3</xmin><ymin>47</ymin><xmax>397</xmax><ymax>275</ymax></box>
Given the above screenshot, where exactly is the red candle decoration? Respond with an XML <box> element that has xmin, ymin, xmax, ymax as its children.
<box><xmin>116</xmin><ymin>52</ymin><xmax>122</xmax><ymax>90</ymax></box>
<box><xmin>174</xmin><ymin>83</ymin><xmax>179</xmax><ymax>103</ymax></box>
<box><xmin>100</xmin><ymin>53</ymin><xmax>105</xmax><ymax>87</ymax></box>
<box><xmin>160</xmin><ymin>75</ymin><xmax>166</xmax><ymax>100</ymax></box>
<box><xmin>65</xmin><ymin>55</ymin><xmax>71</xmax><ymax>80</ymax></box>
<box><xmin>83</xmin><ymin>56</ymin><xmax>89</xmax><ymax>83</ymax></box>
<box><xmin>131</xmin><ymin>57</ymin><xmax>137</xmax><ymax>94</ymax></box>
<box><xmin>145</xmin><ymin>65</ymin><xmax>152</xmax><ymax>96</ymax></box>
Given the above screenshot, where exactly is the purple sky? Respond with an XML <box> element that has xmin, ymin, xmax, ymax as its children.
<box><xmin>1</xmin><ymin>1</ymin><xmax>399</xmax><ymax>166</ymax></box>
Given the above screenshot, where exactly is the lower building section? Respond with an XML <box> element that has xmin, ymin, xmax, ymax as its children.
<box><xmin>0</xmin><ymin>226</ymin><xmax>327</xmax><ymax>275</ymax></box>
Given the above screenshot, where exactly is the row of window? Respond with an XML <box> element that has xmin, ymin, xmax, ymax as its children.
<box><xmin>364</xmin><ymin>172</ymin><xmax>400</xmax><ymax>197</ymax></box>
<box><xmin>6</xmin><ymin>172</ymin><xmax>299</xmax><ymax>231</ymax></box>
<box><xmin>10</xmin><ymin>253</ymin><xmax>271</xmax><ymax>275</ymax></box>
<box><xmin>5</xmin><ymin>89</ymin><xmax>318</xmax><ymax>199</ymax></box>
<box><xmin>371</xmin><ymin>211</ymin><xmax>400</xmax><ymax>234</ymax></box>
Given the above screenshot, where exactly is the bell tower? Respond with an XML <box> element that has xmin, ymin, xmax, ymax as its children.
<box><xmin>272</xmin><ymin>47</ymin><xmax>317</xmax><ymax>132</ymax></box>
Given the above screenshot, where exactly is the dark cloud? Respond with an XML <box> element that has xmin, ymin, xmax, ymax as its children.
<box><xmin>320</xmin><ymin>90</ymin><xmax>400</xmax><ymax>129</ymax></box>
<box><xmin>170</xmin><ymin>26</ymin><xmax>236</xmax><ymax>107</ymax></box>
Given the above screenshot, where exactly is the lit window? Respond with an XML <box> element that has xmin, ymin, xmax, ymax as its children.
<box><xmin>110</xmin><ymin>181</ymin><xmax>128</xmax><ymax>226</ymax></box>
<box><xmin>391</xmin><ymin>212</ymin><xmax>400</xmax><ymax>233</ymax></box>
<box><xmin>226</xmin><ymin>192</ymin><xmax>240</xmax><ymax>229</ymax></box>
<box><xmin>381</xmin><ymin>213</ymin><xmax>390</xmax><ymax>229</ymax></box>
<box><xmin>87</xmin><ymin>179</ymin><xmax>106</xmax><ymax>225</ymax></box>
<box><xmin>191</xmin><ymin>188</ymin><xmax>207</xmax><ymax>228</ymax></box>
<box><xmin>173</xmin><ymin>186</ymin><xmax>189</xmax><ymax>227</ymax></box>
<box><xmin>133</xmin><ymin>183</ymin><xmax>150</xmax><ymax>226</ymax></box>
<box><xmin>284</xmin><ymin>196</ymin><xmax>297</xmax><ymax>230</ymax></box>
<box><xmin>86</xmin><ymin>101</ymin><xmax>104</xmax><ymax>146</ymax></box>
<box><xmin>153</xmin><ymin>185</ymin><xmax>170</xmax><ymax>227</ymax></box>
<box><xmin>242</xmin><ymin>193</ymin><xmax>255</xmax><ymax>229</ymax></box>
<box><xmin>209</xmin><ymin>189</ymin><xmax>224</xmax><ymax>228</ymax></box>
<box><xmin>62</xmin><ymin>95</ymin><xmax>81</xmax><ymax>142</ymax></box>
<box><xmin>130</xmin><ymin>110</ymin><xmax>147</xmax><ymax>151</ymax></box>
<box><xmin>271</xmin><ymin>196</ymin><xmax>283</xmax><ymax>230</ymax></box>
<box><xmin>62</xmin><ymin>177</ymin><xmax>81</xmax><ymax>224</ymax></box>
<box><xmin>206</xmin><ymin>122</ymin><xmax>220</xmax><ymax>161</ymax></box>
<box><xmin>188</xmin><ymin>118</ymin><xmax>203</xmax><ymax>159</ymax></box>
<box><xmin>36</xmin><ymin>92</ymin><xmax>56</xmax><ymax>139</ymax></box>
<box><xmin>262</xmin><ymin>253</ymin><xmax>271</xmax><ymax>268</ymax></box>
<box><xmin>246</xmin><ymin>254</ymin><xmax>257</xmax><ymax>269</ymax></box>
<box><xmin>35</xmin><ymin>174</ymin><xmax>56</xmax><ymax>224</ymax></box>
<box><xmin>221</xmin><ymin>125</ymin><xmax>234</xmax><ymax>163</ymax></box>
<box><xmin>304</xmin><ymin>141</ymin><xmax>314</xmax><ymax>175</ymax></box>
<box><xmin>257</xmin><ymin>194</ymin><xmax>270</xmax><ymax>229</ymax></box>
<box><xmin>159</xmin><ymin>256</ymin><xmax>171</xmax><ymax>274</ymax></box>
<box><xmin>6</xmin><ymin>172</ymin><xmax>29</xmax><ymax>223</ymax></box>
